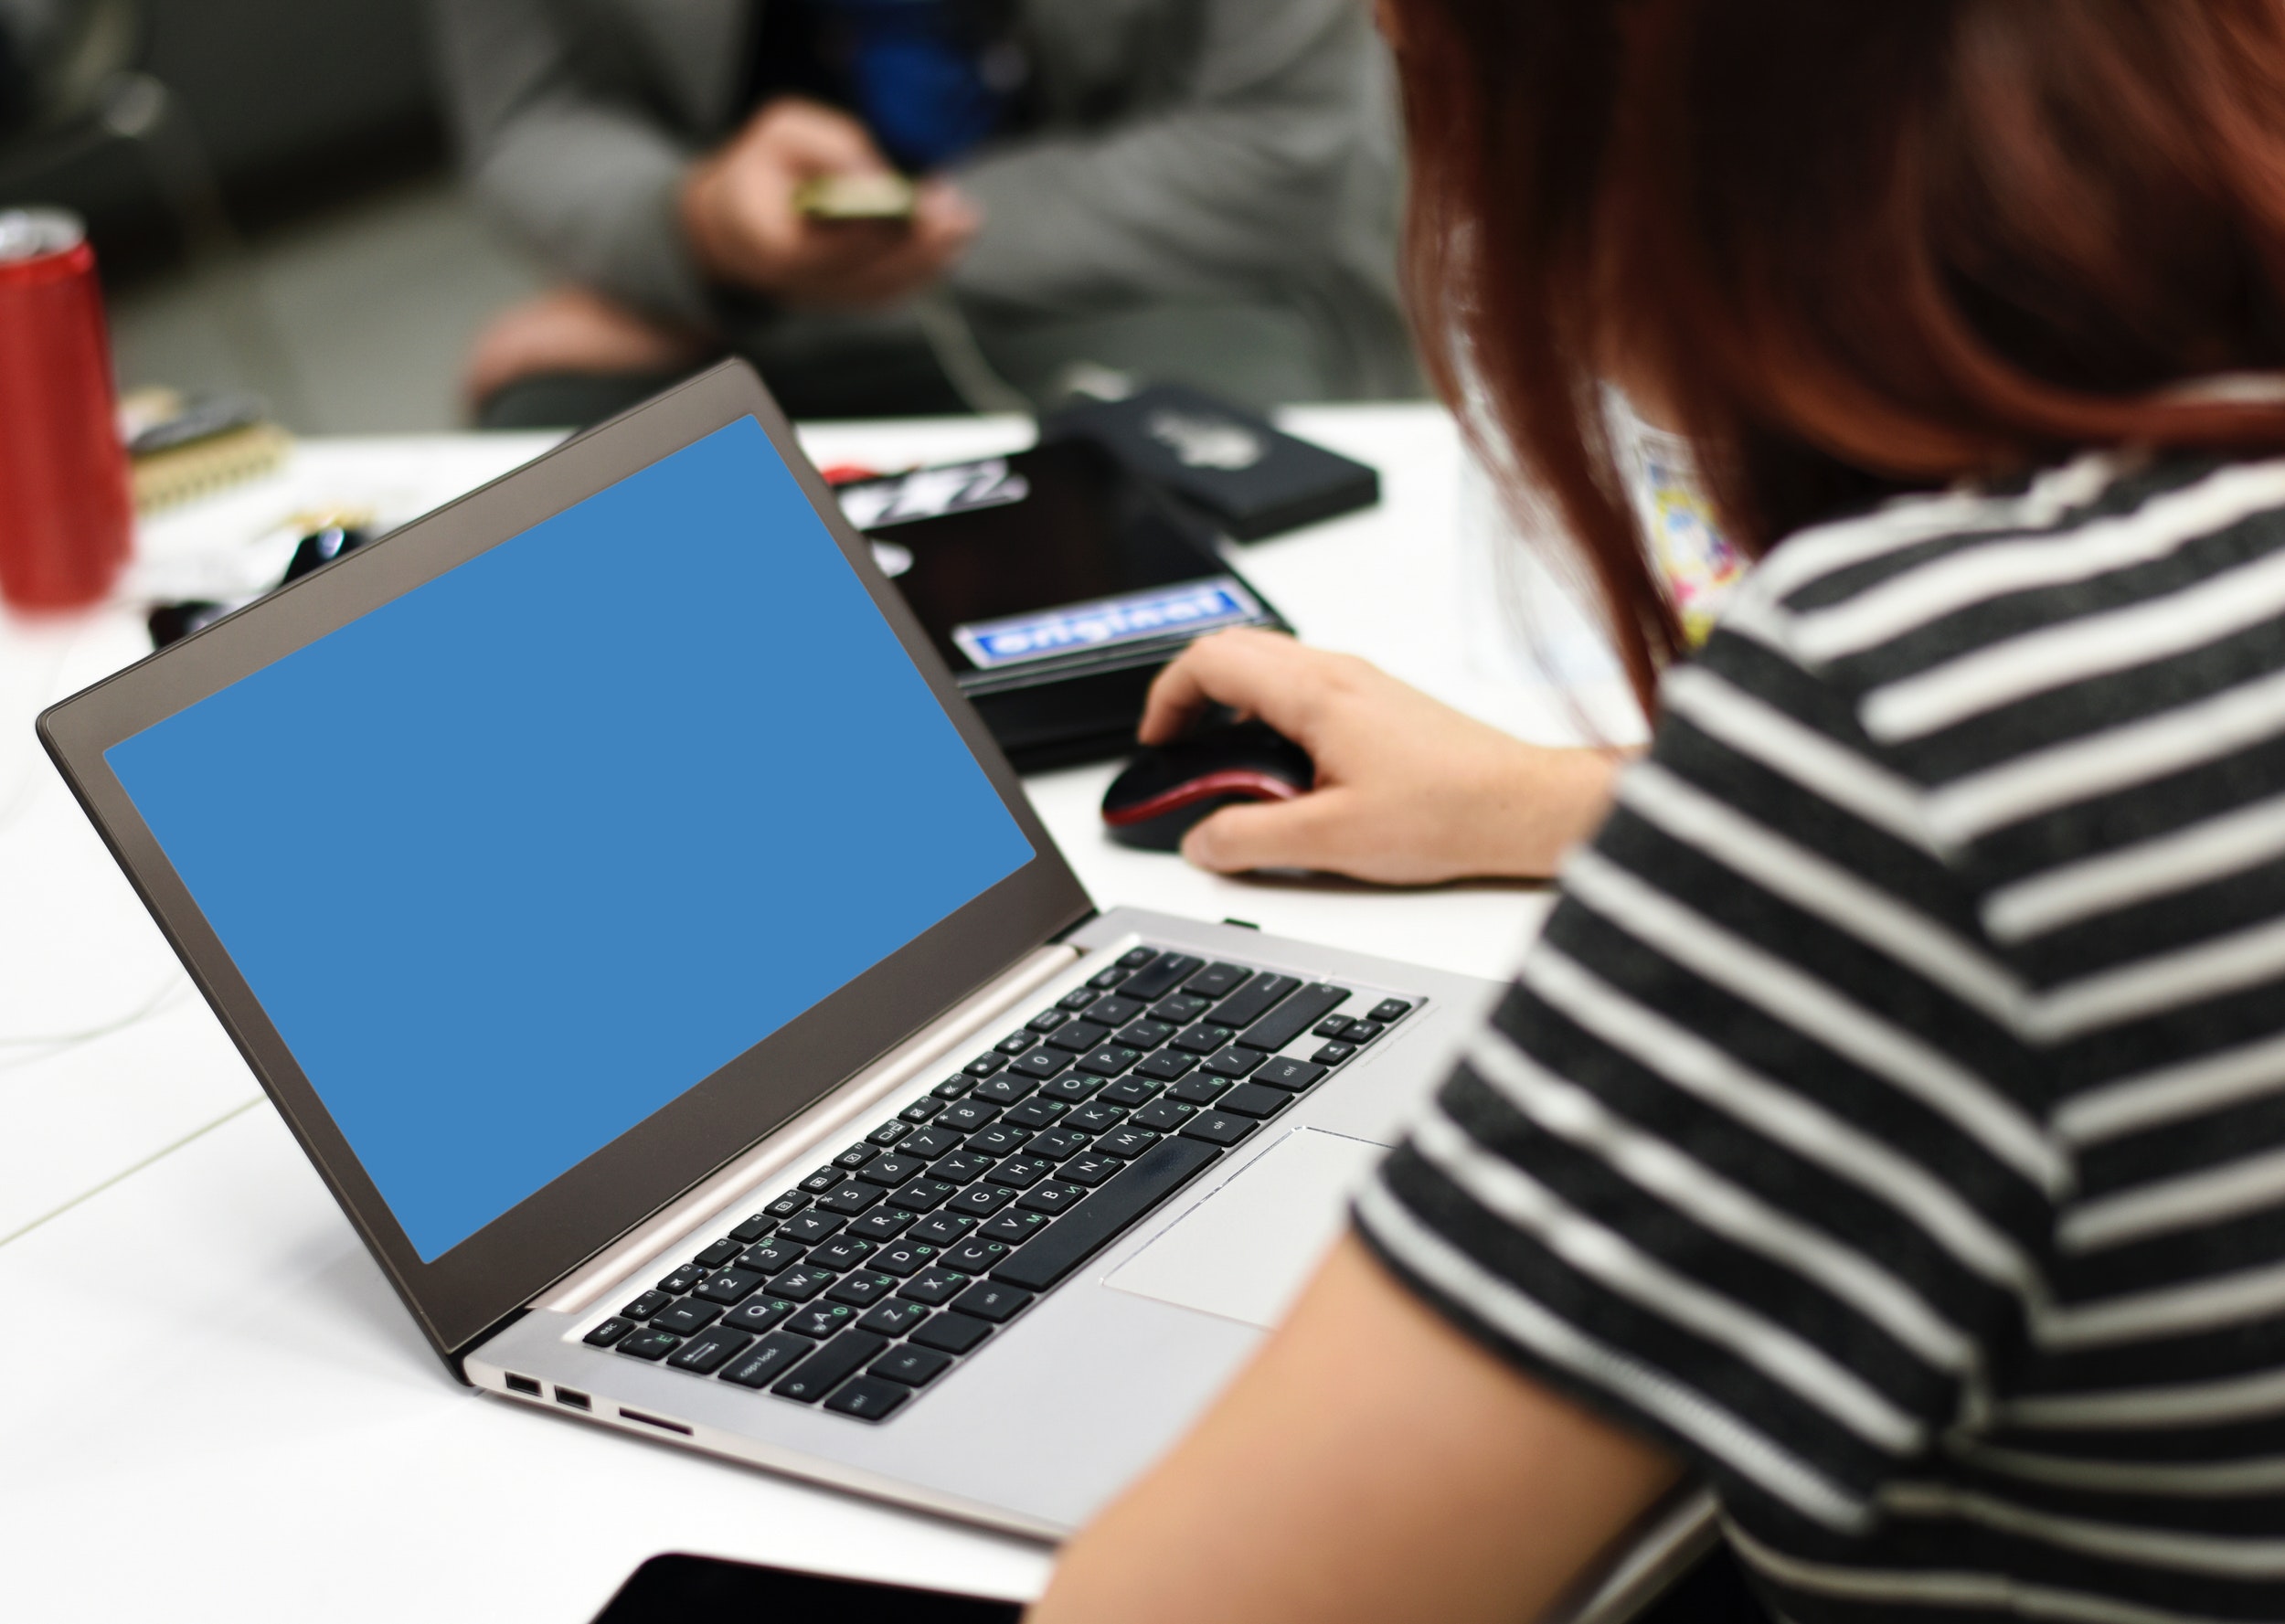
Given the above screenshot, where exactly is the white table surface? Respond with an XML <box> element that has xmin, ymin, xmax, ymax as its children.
<box><xmin>0</xmin><ymin>404</ymin><xmax>1635</xmax><ymax>1620</ymax></box>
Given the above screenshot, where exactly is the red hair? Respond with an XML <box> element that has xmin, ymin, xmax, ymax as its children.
<box><xmin>1390</xmin><ymin>0</ymin><xmax>2285</xmax><ymax>707</ymax></box>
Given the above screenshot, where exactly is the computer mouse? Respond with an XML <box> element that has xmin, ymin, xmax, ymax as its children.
<box><xmin>1101</xmin><ymin>720</ymin><xmax>1315</xmax><ymax>851</ymax></box>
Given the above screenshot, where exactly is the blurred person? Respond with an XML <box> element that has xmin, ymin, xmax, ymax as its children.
<box><xmin>430</xmin><ymin>0</ymin><xmax>1418</xmax><ymax>425</ymax></box>
<box><xmin>1028</xmin><ymin>3</ymin><xmax>2285</xmax><ymax>1621</ymax></box>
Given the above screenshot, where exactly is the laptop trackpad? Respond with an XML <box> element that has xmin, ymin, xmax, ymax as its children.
<box><xmin>1104</xmin><ymin>1127</ymin><xmax>1389</xmax><ymax>1330</ymax></box>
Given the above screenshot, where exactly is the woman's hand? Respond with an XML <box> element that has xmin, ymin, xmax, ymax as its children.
<box><xmin>1138</xmin><ymin>629</ymin><xmax>1621</xmax><ymax>884</ymax></box>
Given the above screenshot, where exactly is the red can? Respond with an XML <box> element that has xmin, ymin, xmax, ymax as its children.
<box><xmin>0</xmin><ymin>208</ymin><xmax>133</xmax><ymax>611</ymax></box>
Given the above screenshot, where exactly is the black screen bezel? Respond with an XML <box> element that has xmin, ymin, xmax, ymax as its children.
<box><xmin>37</xmin><ymin>360</ymin><xmax>1094</xmax><ymax>1363</ymax></box>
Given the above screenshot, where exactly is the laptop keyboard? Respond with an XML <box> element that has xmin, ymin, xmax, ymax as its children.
<box><xmin>576</xmin><ymin>946</ymin><xmax>1415</xmax><ymax>1423</ymax></box>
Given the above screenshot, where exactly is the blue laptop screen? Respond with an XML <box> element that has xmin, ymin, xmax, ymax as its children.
<box><xmin>105</xmin><ymin>417</ymin><xmax>1035</xmax><ymax>1261</ymax></box>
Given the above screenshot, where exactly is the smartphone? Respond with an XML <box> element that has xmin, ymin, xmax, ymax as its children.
<box><xmin>794</xmin><ymin>172</ymin><xmax>919</xmax><ymax>222</ymax></box>
<box><xmin>591</xmin><ymin>1555</ymin><xmax>1023</xmax><ymax>1622</ymax></box>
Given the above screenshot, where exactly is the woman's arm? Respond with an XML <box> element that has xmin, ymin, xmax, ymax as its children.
<box><xmin>1138</xmin><ymin>629</ymin><xmax>1625</xmax><ymax>884</ymax></box>
<box><xmin>1029</xmin><ymin>1236</ymin><xmax>1680</xmax><ymax>1624</ymax></box>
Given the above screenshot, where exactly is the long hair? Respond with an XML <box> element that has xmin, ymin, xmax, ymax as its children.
<box><xmin>1390</xmin><ymin>0</ymin><xmax>2285</xmax><ymax>710</ymax></box>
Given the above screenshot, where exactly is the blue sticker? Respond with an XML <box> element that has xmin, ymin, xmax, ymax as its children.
<box><xmin>953</xmin><ymin>578</ymin><xmax>1262</xmax><ymax>670</ymax></box>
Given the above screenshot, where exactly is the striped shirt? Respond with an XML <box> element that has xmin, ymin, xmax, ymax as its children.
<box><xmin>1356</xmin><ymin>448</ymin><xmax>2285</xmax><ymax>1624</ymax></box>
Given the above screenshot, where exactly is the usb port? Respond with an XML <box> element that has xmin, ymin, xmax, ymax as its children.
<box><xmin>554</xmin><ymin>1387</ymin><xmax>591</xmax><ymax>1410</ymax></box>
<box><xmin>504</xmin><ymin>1374</ymin><xmax>542</xmax><ymax>1397</ymax></box>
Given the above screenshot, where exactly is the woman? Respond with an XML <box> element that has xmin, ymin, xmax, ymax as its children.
<box><xmin>1031</xmin><ymin>3</ymin><xmax>2285</xmax><ymax>1621</ymax></box>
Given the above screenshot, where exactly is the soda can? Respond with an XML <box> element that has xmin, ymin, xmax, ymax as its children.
<box><xmin>0</xmin><ymin>208</ymin><xmax>133</xmax><ymax>611</ymax></box>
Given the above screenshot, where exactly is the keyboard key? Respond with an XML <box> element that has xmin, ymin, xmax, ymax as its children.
<box><xmin>1027</xmin><ymin>1007</ymin><xmax>1073</xmax><ymax>1034</ymax></box>
<box><xmin>788</xmin><ymin>1302</ymin><xmax>861</xmax><ymax>1339</ymax></box>
<box><xmin>622</xmin><ymin>1290</ymin><xmax>674</xmax><ymax>1321</ymax></box>
<box><xmin>981</xmin><ymin>1208</ymin><xmax>1051</xmax><ymax>1244</ymax></box>
<box><xmin>899</xmin><ymin>1266</ymin><xmax>974</xmax><ymax>1306</ymax></box>
<box><xmin>694</xmin><ymin>1237</ymin><xmax>743</xmax><ymax>1268</ymax></box>
<box><xmin>583</xmin><ymin>1316</ymin><xmax>634</xmax><ymax>1347</ymax></box>
<box><xmin>1046</xmin><ymin>1020</ymin><xmax>1111</xmax><ymax>1055</ymax></box>
<box><xmin>1057</xmin><ymin>987</ymin><xmax>1100</xmax><ymax>1012</ymax></box>
<box><xmin>938</xmin><ymin>1099</ymin><xmax>998</xmax><ymax>1132</ymax></box>
<box><xmin>1171</xmin><ymin>1023</ymin><xmax>1236</xmax><ymax>1055</ymax></box>
<box><xmin>1169</xmin><ymin>1074</ymin><xmax>1230</xmax><ymax>1105</ymax></box>
<box><xmin>719</xmin><ymin>1332</ymin><xmax>813</xmax><ymax>1387</ymax></box>
<box><xmin>1117</xmin><ymin>946</ymin><xmax>1159</xmax><ymax>969</ymax></box>
<box><xmin>985</xmin><ymin>1156</ymin><xmax>1053</xmax><ymax>1189</ymax></box>
<box><xmin>965</xmin><ymin>1123</ymin><xmax>1032</xmax><ymax>1156</ymax></box>
<box><xmin>1134</xmin><ymin>1099</ymin><xmax>1200</xmax><ymax>1131</ymax></box>
<box><xmin>1254</xmin><ymin>1056</ymin><xmax>1328</xmax><ymax>1092</ymax></box>
<box><xmin>1039</xmin><ymin>1074</ymin><xmax>1102</xmax><ymax>1104</ymax></box>
<box><xmin>1009</xmin><ymin>1049</ymin><xmax>1066</xmax><ymax>1080</ymax></box>
<box><xmin>798</xmin><ymin>1166</ymin><xmax>844</xmax><ymax>1195</ymax></box>
<box><xmin>866</xmin><ymin>1120</ymin><xmax>913</xmax><ymax>1147</ymax></box>
<box><xmin>942</xmin><ymin>1237</ymin><xmax>1014</xmax><ymax>1273</ymax></box>
<box><xmin>963</xmin><ymin>1054</ymin><xmax>1007</xmax><ymax>1077</ymax></box>
<box><xmin>887</xmin><ymin>1178</ymin><xmax>961</xmax><ymax>1213</ymax></box>
<box><xmin>909</xmin><ymin>1313</ymin><xmax>994</xmax><ymax>1354</ymax></box>
<box><xmin>1122</xmin><ymin>952</ymin><xmax>1204</xmax><ymax>1000</ymax></box>
<box><xmin>740</xmin><ymin>1242</ymin><xmax>813</xmax><ymax>1279</ymax></box>
<box><xmin>900</xmin><ymin>1125</ymin><xmax>963</xmax><ymax>1160</ymax></box>
<box><xmin>1088</xmin><ymin>965</ymin><xmax>1132</xmax><ymax>990</ymax></box>
<box><xmin>872</xmin><ymin>1241</ymin><xmax>939</xmax><ymax>1277</ymax></box>
<box><xmin>767</xmin><ymin>1265</ymin><xmax>839</xmax><ymax>1302</ymax></box>
<box><xmin>1099</xmin><ymin>1076</ymin><xmax>1164</xmax><ymax>1107</ymax></box>
<box><xmin>1238</xmin><ymin>984</ymin><xmax>1350</xmax><ymax>1052</ymax></box>
<box><xmin>1132</xmin><ymin>1050</ymin><xmax>1197</xmax><ymax>1084</ymax></box>
<box><xmin>818</xmin><ymin>1181</ymin><xmax>885</xmax><ymax>1215</ymax></box>
<box><xmin>1115</xmin><ymin>1020</ymin><xmax>1175</xmax><ymax>1049</ymax></box>
<box><xmin>777</xmin><ymin>1211</ymin><xmax>845</xmax><ymax>1245</ymax></box>
<box><xmin>722</xmin><ymin>1297</ymin><xmax>798</xmax><ymax>1334</ymax></box>
<box><xmin>728</xmin><ymin>1213</ymin><xmax>781</xmax><ymax>1245</ymax></box>
<box><xmin>1313</xmin><ymin>1015</ymin><xmax>1355</xmax><ymax>1040</ymax></box>
<box><xmin>857</xmin><ymin>1300</ymin><xmax>931</xmax><ymax>1338</ymax></box>
<box><xmin>826</xmin><ymin>1271</ymin><xmax>898</xmax><ymax>1307</ymax></box>
<box><xmin>973</xmin><ymin>1074</ymin><xmax>1036</xmax><ymax>1105</ymax></box>
<box><xmin>826</xmin><ymin>1375</ymin><xmax>913</xmax><ymax>1422</ymax></box>
<box><xmin>993</xmin><ymin>1138</ymin><xmax>1221</xmax><ymax>1292</ymax></box>
<box><xmin>1059</xmin><ymin>1152</ymin><xmax>1122</xmax><ymax>1186</ymax></box>
<box><xmin>1004</xmin><ymin>1099</ymin><xmax>1070</xmax><ymax>1129</ymax></box>
<box><xmin>1150</xmin><ymin>993</ymin><xmax>1210</xmax><ymax>1024</ymax></box>
<box><xmin>870</xmin><ymin>1343</ymin><xmax>954</xmax><ymax>1386</ymax></box>
<box><xmin>834</xmin><ymin>1143</ymin><xmax>878</xmax><ymax>1172</ymax></box>
<box><xmin>948</xmin><ymin>1184</ymin><xmax>1018</xmax><ymax>1216</ymax></box>
<box><xmin>932</xmin><ymin>1150</ymin><xmax>998</xmax><ymax>1184</ymax></box>
<box><xmin>1097</xmin><ymin>1126</ymin><xmax>1162</xmax><ymax>1158</ymax></box>
<box><xmin>995</xmin><ymin>1031</ymin><xmax>1038</xmax><ymax>1055</ymax></box>
<box><xmin>807</xmin><ymin>1237</ymin><xmax>877</xmax><ymax>1271</ymax></box>
<box><xmin>1017</xmin><ymin>1181</ymin><xmax>1087</xmax><ymax>1215</ymax></box>
<box><xmin>762</xmin><ymin>1192</ymin><xmax>812</xmax><ymax>1219</ymax></box>
<box><xmin>617</xmin><ymin>1328</ymin><xmax>682</xmax><ymax>1362</ymax></box>
<box><xmin>1202</xmin><ymin>1046</ymin><xmax>1268</xmax><ymax>1077</ymax></box>
<box><xmin>1184</xmin><ymin>961</ymin><xmax>1249</xmax><ymax>998</ymax></box>
<box><xmin>1209</xmin><ymin>972</ymin><xmax>1301</xmax><ymax>1030</ymax></box>
<box><xmin>847</xmin><ymin>1208</ymin><xmax>916</xmax><ymax>1240</ymax></box>
<box><xmin>932</xmin><ymin>1077</ymin><xmax>975</xmax><ymax>1099</ymax></box>
<box><xmin>668</xmin><ymin>1326</ymin><xmax>752</xmax><ymax>1374</ymax></box>
<box><xmin>1217</xmin><ymin>1083</ymin><xmax>1291</xmax><ymax>1120</ymax></box>
<box><xmin>1066</xmin><ymin>1100</ymin><xmax>1128</xmax><ymax>1133</ymax></box>
<box><xmin>773</xmin><ymin>1331</ymin><xmax>889</xmax><ymax>1403</ymax></box>
<box><xmin>652</xmin><ymin>1300</ymin><xmax>721</xmax><ymax>1336</ymax></box>
<box><xmin>694</xmin><ymin>1268</ymin><xmax>764</xmax><ymax>1305</ymax></box>
<box><xmin>1313</xmin><ymin>1039</ymin><xmax>1357</xmax><ymax>1065</ymax></box>
<box><xmin>952</xmin><ymin>1280</ymin><xmax>1034</xmax><ymax>1323</ymax></box>
<box><xmin>1368</xmin><ymin>998</ymin><xmax>1414</xmax><ymax>1024</ymax></box>
<box><xmin>1078</xmin><ymin>1046</ymin><xmax>1142</xmax><ymax>1077</ymax></box>
<box><xmin>856</xmin><ymin>1153</ymin><xmax>925</xmax><ymax>1187</ymax></box>
<box><xmin>1345</xmin><ymin>1020</ymin><xmax>1386</xmax><ymax>1044</ymax></box>
<box><xmin>1030</xmin><ymin>1126</ymin><xmax>1094</xmax><ymax>1161</ymax></box>
<box><xmin>907</xmin><ymin>1213</ymin><xmax>976</xmax><ymax>1247</ymax></box>
<box><xmin>1182</xmin><ymin>1111</ymin><xmax>1259</xmax><ymax>1147</ymax></box>
<box><xmin>659</xmin><ymin>1263</ymin><xmax>709</xmax><ymax>1294</ymax></box>
<box><xmin>1090</xmin><ymin>995</ymin><xmax>1147</xmax><ymax>1027</ymax></box>
<box><xmin>899</xmin><ymin>1097</ymin><xmax>946</xmax><ymax>1124</ymax></box>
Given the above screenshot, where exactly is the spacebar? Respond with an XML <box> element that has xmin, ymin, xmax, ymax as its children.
<box><xmin>992</xmin><ymin>1139</ymin><xmax>1220</xmax><ymax>1292</ymax></box>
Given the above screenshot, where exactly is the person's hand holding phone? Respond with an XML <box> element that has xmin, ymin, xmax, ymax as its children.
<box><xmin>680</xmin><ymin>98</ymin><xmax>978</xmax><ymax>307</ymax></box>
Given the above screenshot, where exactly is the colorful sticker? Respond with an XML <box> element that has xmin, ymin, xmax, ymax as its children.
<box><xmin>1611</xmin><ymin>398</ymin><xmax>1745</xmax><ymax>647</ymax></box>
<box><xmin>952</xmin><ymin>578</ymin><xmax>1263</xmax><ymax>670</ymax></box>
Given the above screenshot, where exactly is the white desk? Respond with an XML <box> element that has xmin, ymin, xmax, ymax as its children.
<box><xmin>0</xmin><ymin>406</ymin><xmax>1633</xmax><ymax>1620</ymax></box>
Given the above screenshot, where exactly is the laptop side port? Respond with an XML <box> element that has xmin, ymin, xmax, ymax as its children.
<box><xmin>619</xmin><ymin>1406</ymin><xmax>693</xmax><ymax>1436</ymax></box>
<box><xmin>555</xmin><ymin>1387</ymin><xmax>591</xmax><ymax>1410</ymax></box>
<box><xmin>505</xmin><ymin>1374</ymin><xmax>543</xmax><ymax>1396</ymax></box>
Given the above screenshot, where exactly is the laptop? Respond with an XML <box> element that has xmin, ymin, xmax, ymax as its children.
<box><xmin>39</xmin><ymin>360</ymin><xmax>1709</xmax><ymax>1611</ymax></box>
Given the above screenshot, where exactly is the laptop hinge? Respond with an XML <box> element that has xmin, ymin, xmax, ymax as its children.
<box><xmin>531</xmin><ymin>939</ymin><xmax>1083</xmax><ymax>1318</ymax></box>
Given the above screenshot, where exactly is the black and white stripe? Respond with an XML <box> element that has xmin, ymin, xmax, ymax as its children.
<box><xmin>1357</xmin><ymin>451</ymin><xmax>2285</xmax><ymax>1622</ymax></box>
